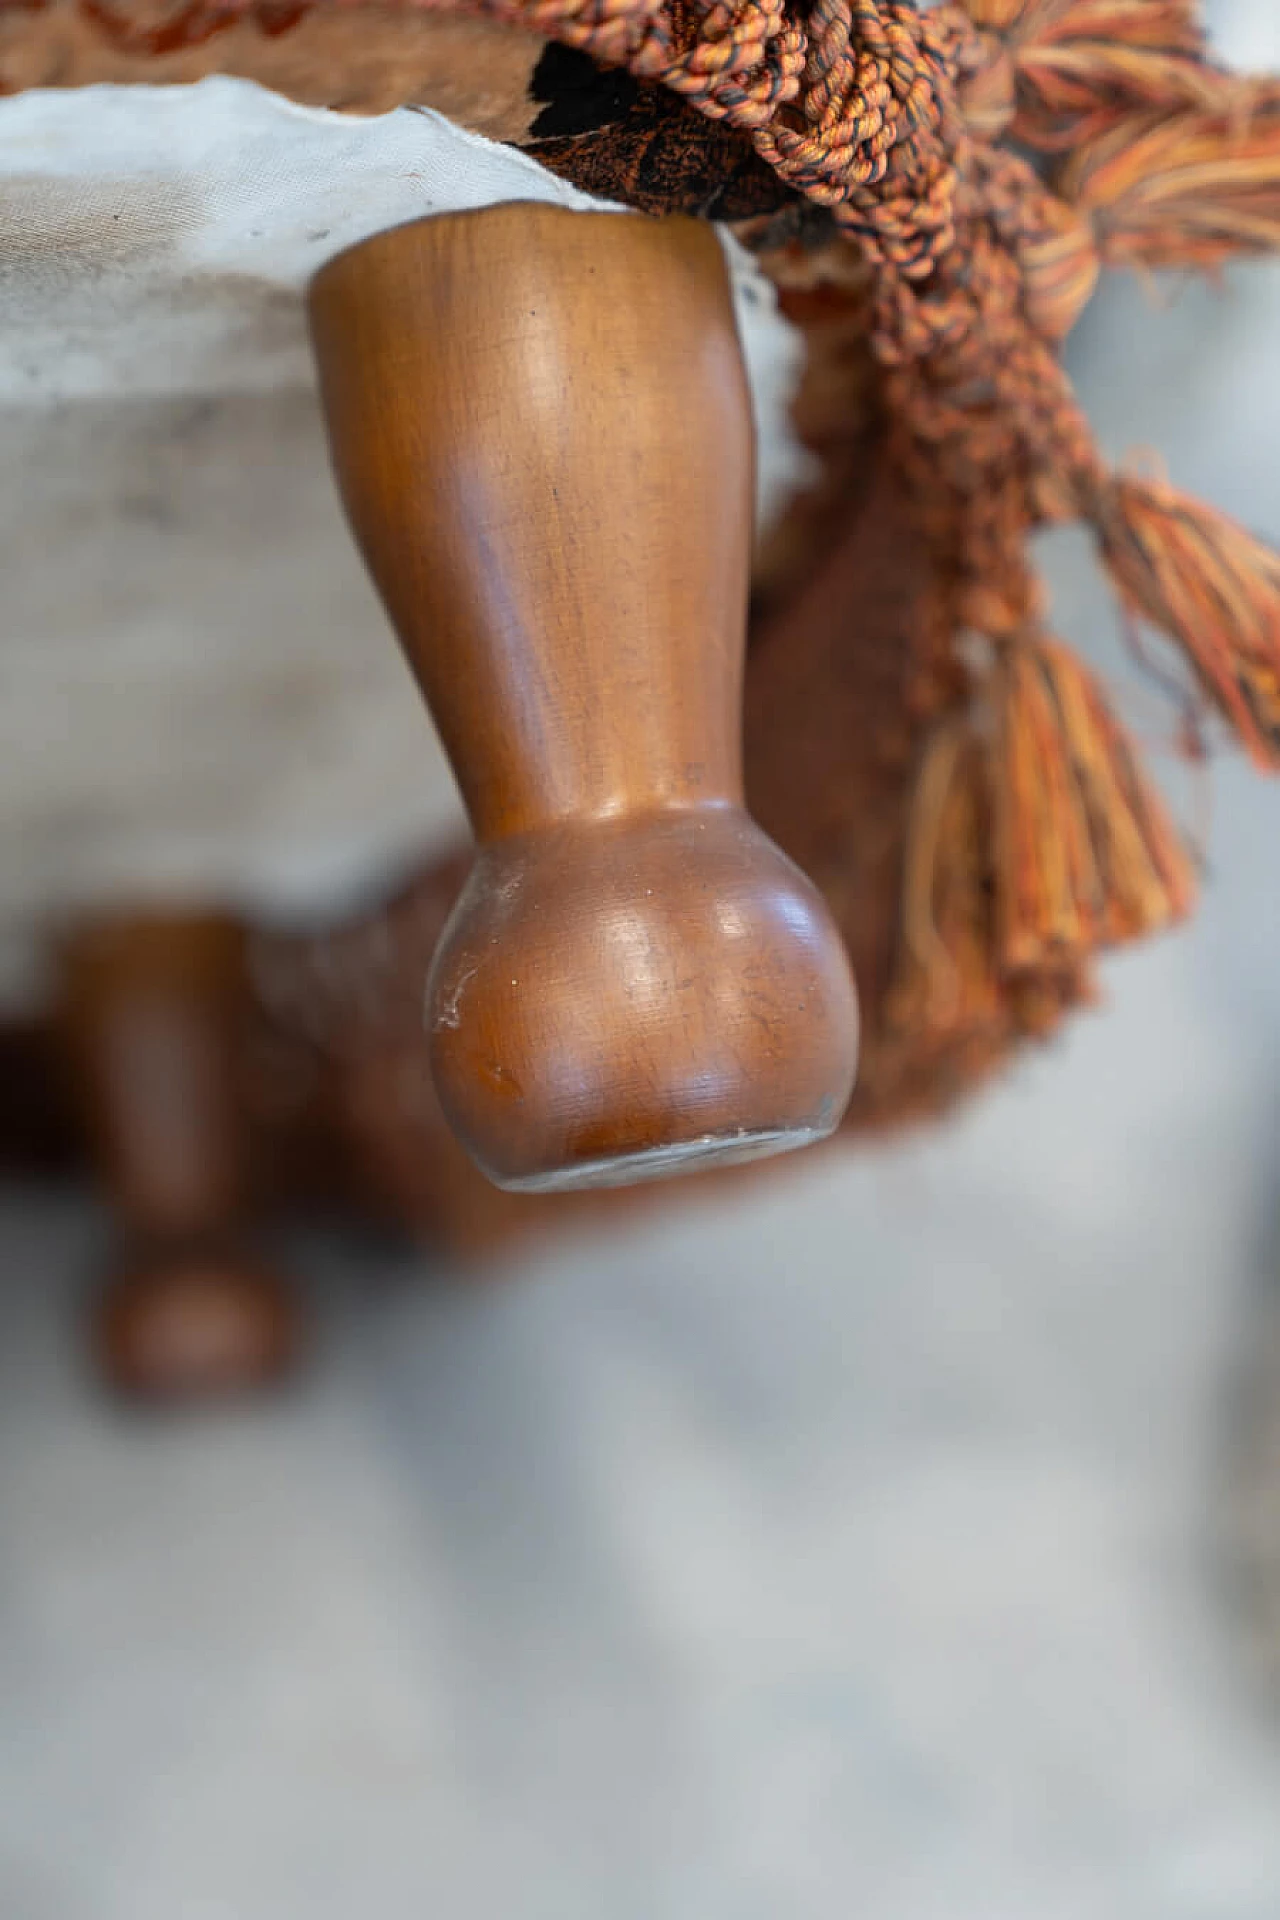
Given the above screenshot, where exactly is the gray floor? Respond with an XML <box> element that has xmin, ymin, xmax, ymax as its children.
<box><xmin>7</xmin><ymin>10</ymin><xmax>1280</xmax><ymax>1910</ymax></box>
<box><xmin>5</xmin><ymin>728</ymin><xmax>1280</xmax><ymax>1917</ymax></box>
<box><xmin>4</xmin><ymin>883</ymin><xmax>1280</xmax><ymax>1919</ymax></box>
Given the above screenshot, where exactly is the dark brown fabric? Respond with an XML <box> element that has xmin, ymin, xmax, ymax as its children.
<box><xmin>525</xmin><ymin>43</ymin><xmax>790</xmax><ymax>217</ymax></box>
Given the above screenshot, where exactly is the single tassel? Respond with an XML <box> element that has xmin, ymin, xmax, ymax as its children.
<box><xmin>1028</xmin><ymin>0</ymin><xmax>1203</xmax><ymax>54</ymax></box>
<box><xmin>884</xmin><ymin>715</ymin><xmax>1002</xmax><ymax>1038</ymax></box>
<box><xmin>1059</xmin><ymin>94</ymin><xmax>1280</xmax><ymax>271</ymax></box>
<box><xmin>884</xmin><ymin>631</ymin><xmax>1191</xmax><ymax>1036</ymax></box>
<box><xmin>961</xmin><ymin>0</ymin><xmax>1074</xmax><ymax>34</ymax></box>
<box><xmin>1031</xmin><ymin>636</ymin><xmax>1198</xmax><ymax>941</ymax></box>
<box><xmin>963</xmin><ymin>0</ymin><xmax>1200</xmax><ymax>46</ymax></box>
<box><xmin>962</xmin><ymin>0</ymin><xmax>1211</xmax><ymax>148</ymax></box>
<box><xmin>1015</xmin><ymin>43</ymin><xmax>1226</xmax><ymax>150</ymax></box>
<box><xmin>1096</xmin><ymin>475</ymin><xmax>1280</xmax><ymax>767</ymax></box>
<box><xmin>988</xmin><ymin>632</ymin><xmax>1197</xmax><ymax>970</ymax></box>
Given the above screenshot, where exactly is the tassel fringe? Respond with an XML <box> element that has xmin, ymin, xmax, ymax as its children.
<box><xmin>1096</xmin><ymin>477</ymin><xmax>1280</xmax><ymax>767</ymax></box>
<box><xmin>990</xmin><ymin>633</ymin><xmax>1197</xmax><ymax>970</ymax></box>
<box><xmin>888</xmin><ymin>632</ymin><xmax>1197</xmax><ymax>1021</ymax></box>
<box><xmin>963</xmin><ymin>0</ymin><xmax>1201</xmax><ymax>47</ymax></box>
<box><xmin>1014</xmin><ymin>634</ymin><xmax>1198</xmax><ymax>948</ymax></box>
<box><xmin>1059</xmin><ymin>94</ymin><xmax>1280</xmax><ymax>270</ymax></box>
<box><xmin>1016</xmin><ymin>45</ymin><xmax>1227</xmax><ymax>151</ymax></box>
<box><xmin>963</xmin><ymin>0</ymin><xmax>1212</xmax><ymax>149</ymax></box>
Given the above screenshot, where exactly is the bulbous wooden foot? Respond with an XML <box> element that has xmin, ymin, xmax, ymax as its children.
<box><xmin>429</xmin><ymin>810</ymin><xmax>856</xmax><ymax>1190</ymax></box>
<box><xmin>58</xmin><ymin>911</ymin><xmax>303</xmax><ymax>1399</ymax></box>
<box><xmin>310</xmin><ymin>203</ymin><xmax>859</xmax><ymax>1192</ymax></box>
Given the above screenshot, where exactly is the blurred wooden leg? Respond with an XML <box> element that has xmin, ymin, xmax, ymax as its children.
<box><xmin>57</xmin><ymin>910</ymin><xmax>301</xmax><ymax>1400</ymax></box>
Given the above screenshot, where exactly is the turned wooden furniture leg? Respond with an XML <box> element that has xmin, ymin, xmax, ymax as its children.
<box><xmin>309</xmin><ymin>205</ymin><xmax>859</xmax><ymax>1192</ymax></box>
<box><xmin>57</xmin><ymin>912</ymin><xmax>301</xmax><ymax>1399</ymax></box>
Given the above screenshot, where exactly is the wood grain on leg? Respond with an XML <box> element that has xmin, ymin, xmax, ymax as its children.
<box><xmin>58</xmin><ymin>912</ymin><xmax>301</xmax><ymax>1399</ymax></box>
<box><xmin>309</xmin><ymin>205</ymin><xmax>859</xmax><ymax>1192</ymax></box>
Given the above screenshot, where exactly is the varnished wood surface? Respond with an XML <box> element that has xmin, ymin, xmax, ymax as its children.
<box><xmin>57</xmin><ymin>911</ymin><xmax>301</xmax><ymax>1397</ymax></box>
<box><xmin>58</xmin><ymin>911</ymin><xmax>250</xmax><ymax>1239</ymax></box>
<box><xmin>310</xmin><ymin>205</ymin><xmax>858</xmax><ymax>1190</ymax></box>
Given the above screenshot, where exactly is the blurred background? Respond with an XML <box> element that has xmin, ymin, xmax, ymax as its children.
<box><xmin>5</xmin><ymin>5</ymin><xmax>1280</xmax><ymax>1916</ymax></box>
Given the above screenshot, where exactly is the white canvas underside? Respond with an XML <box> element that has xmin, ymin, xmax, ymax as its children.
<box><xmin>0</xmin><ymin>77</ymin><xmax>812</xmax><ymax>1007</ymax></box>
